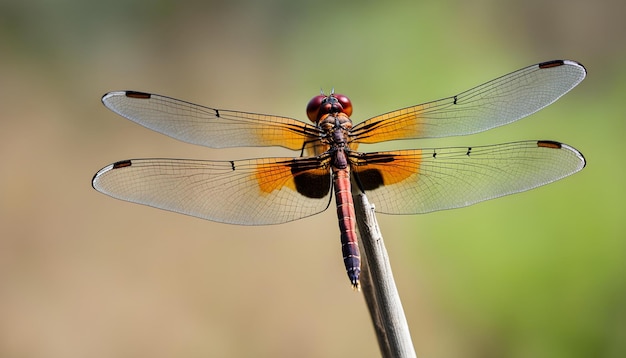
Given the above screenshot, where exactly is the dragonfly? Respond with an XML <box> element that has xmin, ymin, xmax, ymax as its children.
<box><xmin>92</xmin><ymin>59</ymin><xmax>586</xmax><ymax>288</ymax></box>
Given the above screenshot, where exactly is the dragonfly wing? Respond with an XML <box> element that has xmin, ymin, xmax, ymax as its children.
<box><xmin>92</xmin><ymin>156</ymin><xmax>333</xmax><ymax>225</ymax></box>
<box><xmin>102</xmin><ymin>91</ymin><xmax>322</xmax><ymax>150</ymax></box>
<box><xmin>351</xmin><ymin>60</ymin><xmax>586</xmax><ymax>143</ymax></box>
<box><xmin>351</xmin><ymin>140</ymin><xmax>586</xmax><ymax>214</ymax></box>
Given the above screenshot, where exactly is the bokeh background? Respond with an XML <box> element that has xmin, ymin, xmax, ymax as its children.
<box><xmin>1</xmin><ymin>0</ymin><xmax>624</xmax><ymax>357</ymax></box>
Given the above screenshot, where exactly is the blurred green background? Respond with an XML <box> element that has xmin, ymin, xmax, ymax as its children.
<box><xmin>1</xmin><ymin>0</ymin><xmax>624</xmax><ymax>357</ymax></box>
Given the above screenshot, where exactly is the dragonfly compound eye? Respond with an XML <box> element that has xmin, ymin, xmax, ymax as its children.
<box><xmin>306</xmin><ymin>95</ymin><xmax>326</xmax><ymax>123</ymax></box>
<box><xmin>334</xmin><ymin>94</ymin><xmax>352</xmax><ymax>117</ymax></box>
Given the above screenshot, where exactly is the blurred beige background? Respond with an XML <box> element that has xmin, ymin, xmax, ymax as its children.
<box><xmin>1</xmin><ymin>0</ymin><xmax>624</xmax><ymax>357</ymax></box>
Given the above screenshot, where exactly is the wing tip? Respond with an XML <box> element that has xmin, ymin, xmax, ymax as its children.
<box><xmin>92</xmin><ymin>160</ymin><xmax>133</xmax><ymax>190</ymax></box>
<box><xmin>537</xmin><ymin>140</ymin><xmax>587</xmax><ymax>170</ymax></box>
<box><xmin>92</xmin><ymin>165</ymin><xmax>110</xmax><ymax>190</ymax></box>
<box><xmin>563</xmin><ymin>142</ymin><xmax>587</xmax><ymax>170</ymax></box>
<box><xmin>538</xmin><ymin>59</ymin><xmax>587</xmax><ymax>77</ymax></box>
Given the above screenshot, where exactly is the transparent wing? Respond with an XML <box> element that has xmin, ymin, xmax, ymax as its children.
<box><xmin>101</xmin><ymin>91</ymin><xmax>322</xmax><ymax>150</ymax></box>
<box><xmin>351</xmin><ymin>60</ymin><xmax>586</xmax><ymax>143</ymax></box>
<box><xmin>351</xmin><ymin>140</ymin><xmax>586</xmax><ymax>214</ymax></box>
<box><xmin>92</xmin><ymin>156</ymin><xmax>332</xmax><ymax>225</ymax></box>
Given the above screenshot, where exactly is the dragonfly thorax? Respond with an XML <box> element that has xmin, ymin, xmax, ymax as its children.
<box><xmin>319</xmin><ymin>114</ymin><xmax>353</xmax><ymax>147</ymax></box>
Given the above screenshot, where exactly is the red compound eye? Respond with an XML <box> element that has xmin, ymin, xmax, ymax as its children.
<box><xmin>306</xmin><ymin>94</ymin><xmax>326</xmax><ymax>122</ymax></box>
<box><xmin>334</xmin><ymin>94</ymin><xmax>352</xmax><ymax>117</ymax></box>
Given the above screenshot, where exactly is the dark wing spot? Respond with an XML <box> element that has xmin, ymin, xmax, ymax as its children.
<box><xmin>112</xmin><ymin>160</ymin><xmax>132</xmax><ymax>169</ymax></box>
<box><xmin>124</xmin><ymin>91</ymin><xmax>151</xmax><ymax>99</ymax></box>
<box><xmin>288</xmin><ymin>157</ymin><xmax>332</xmax><ymax>199</ymax></box>
<box><xmin>292</xmin><ymin>171</ymin><xmax>331</xmax><ymax>199</ymax></box>
<box><xmin>538</xmin><ymin>60</ymin><xmax>564</xmax><ymax>69</ymax></box>
<box><xmin>354</xmin><ymin>168</ymin><xmax>384</xmax><ymax>191</ymax></box>
<box><xmin>537</xmin><ymin>140</ymin><xmax>562</xmax><ymax>149</ymax></box>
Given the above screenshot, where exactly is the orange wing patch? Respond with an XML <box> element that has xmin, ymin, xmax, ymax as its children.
<box><xmin>351</xmin><ymin>107</ymin><xmax>425</xmax><ymax>144</ymax></box>
<box><xmin>351</xmin><ymin>150</ymin><xmax>422</xmax><ymax>190</ymax></box>
<box><xmin>255</xmin><ymin>160</ymin><xmax>297</xmax><ymax>194</ymax></box>
<box><xmin>254</xmin><ymin>157</ymin><xmax>332</xmax><ymax>198</ymax></box>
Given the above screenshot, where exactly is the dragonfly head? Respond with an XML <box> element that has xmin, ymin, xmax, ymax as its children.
<box><xmin>306</xmin><ymin>92</ymin><xmax>353</xmax><ymax>123</ymax></box>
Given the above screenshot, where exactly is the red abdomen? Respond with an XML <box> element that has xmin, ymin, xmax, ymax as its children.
<box><xmin>333</xmin><ymin>167</ymin><xmax>361</xmax><ymax>288</ymax></box>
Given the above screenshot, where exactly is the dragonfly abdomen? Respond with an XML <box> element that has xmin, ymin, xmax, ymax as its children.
<box><xmin>333</xmin><ymin>166</ymin><xmax>361</xmax><ymax>288</ymax></box>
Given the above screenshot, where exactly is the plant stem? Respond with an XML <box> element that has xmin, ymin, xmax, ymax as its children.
<box><xmin>354</xmin><ymin>193</ymin><xmax>417</xmax><ymax>358</ymax></box>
